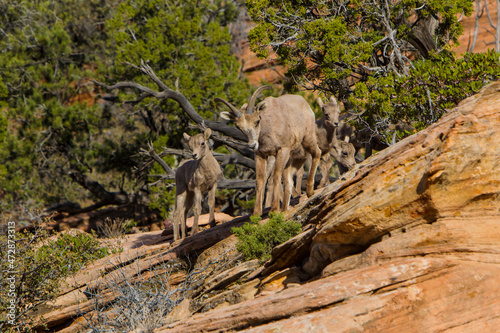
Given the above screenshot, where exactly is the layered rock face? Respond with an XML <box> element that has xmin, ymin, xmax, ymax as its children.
<box><xmin>32</xmin><ymin>83</ymin><xmax>499</xmax><ymax>332</ymax></box>
<box><xmin>157</xmin><ymin>83</ymin><xmax>500</xmax><ymax>332</ymax></box>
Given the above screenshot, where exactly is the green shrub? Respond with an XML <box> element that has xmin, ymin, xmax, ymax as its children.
<box><xmin>232</xmin><ymin>213</ymin><xmax>302</xmax><ymax>262</ymax></box>
<box><xmin>0</xmin><ymin>219</ymin><xmax>111</xmax><ymax>332</ymax></box>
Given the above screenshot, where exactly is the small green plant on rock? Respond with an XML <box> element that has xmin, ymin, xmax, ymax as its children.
<box><xmin>232</xmin><ymin>213</ymin><xmax>302</xmax><ymax>262</ymax></box>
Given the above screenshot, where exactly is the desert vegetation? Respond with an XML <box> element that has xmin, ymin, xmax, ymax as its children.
<box><xmin>0</xmin><ymin>217</ymin><xmax>113</xmax><ymax>332</ymax></box>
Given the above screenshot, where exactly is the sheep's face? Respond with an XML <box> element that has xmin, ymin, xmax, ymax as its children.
<box><xmin>221</xmin><ymin>103</ymin><xmax>264</xmax><ymax>151</ymax></box>
<box><xmin>318</xmin><ymin>97</ymin><xmax>341</xmax><ymax>129</ymax></box>
<box><xmin>321</xmin><ymin>102</ymin><xmax>340</xmax><ymax>129</ymax></box>
<box><xmin>233</xmin><ymin>112</ymin><xmax>262</xmax><ymax>151</ymax></box>
<box><xmin>184</xmin><ymin>129</ymin><xmax>211</xmax><ymax>160</ymax></box>
<box><xmin>331</xmin><ymin>141</ymin><xmax>356</xmax><ymax>173</ymax></box>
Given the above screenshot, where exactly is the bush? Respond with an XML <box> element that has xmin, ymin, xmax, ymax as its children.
<box><xmin>0</xmin><ymin>219</ymin><xmax>111</xmax><ymax>332</ymax></box>
<box><xmin>232</xmin><ymin>213</ymin><xmax>302</xmax><ymax>262</ymax></box>
<box><xmin>82</xmin><ymin>252</ymin><xmax>231</xmax><ymax>332</ymax></box>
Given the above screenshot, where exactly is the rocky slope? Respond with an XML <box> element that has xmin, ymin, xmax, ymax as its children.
<box><xmin>31</xmin><ymin>81</ymin><xmax>500</xmax><ymax>332</ymax></box>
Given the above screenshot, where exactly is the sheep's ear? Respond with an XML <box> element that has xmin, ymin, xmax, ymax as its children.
<box><xmin>330</xmin><ymin>95</ymin><xmax>338</xmax><ymax>105</ymax></box>
<box><xmin>183</xmin><ymin>132</ymin><xmax>191</xmax><ymax>141</ymax></box>
<box><xmin>220</xmin><ymin>112</ymin><xmax>234</xmax><ymax>121</ymax></box>
<box><xmin>317</xmin><ymin>97</ymin><xmax>324</xmax><ymax>108</ymax></box>
<box><xmin>204</xmin><ymin>128</ymin><xmax>212</xmax><ymax>140</ymax></box>
<box><xmin>240</xmin><ymin>103</ymin><xmax>248</xmax><ymax>111</ymax></box>
<box><xmin>256</xmin><ymin>101</ymin><xmax>267</xmax><ymax>113</ymax></box>
<box><xmin>344</xmin><ymin>135</ymin><xmax>350</xmax><ymax>143</ymax></box>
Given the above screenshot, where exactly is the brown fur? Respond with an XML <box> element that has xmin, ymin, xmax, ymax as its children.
<box><xmin>217</xmin><ymin>86</ymin><xmax>321</xmax><ymax>215</ymax></box>
<box><xmin>291</xmin><ymin>97</ymin><xmax>356</xmax><ymax>194</ymax></box>
<box><xmin>173</xmin><ymin>129</ymin><xmax>222</xmax><ymax>240</ymax></box>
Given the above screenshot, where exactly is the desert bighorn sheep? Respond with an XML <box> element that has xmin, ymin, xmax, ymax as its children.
<box><xmin>215</xmin><ymin>86</ymin><xmax>321</xmax><ymax>216</ymax></box>
<box><xmin>289</xmin><ymin>96</ymin><xmax>356</xmax><ymax>194</ymax></box>
<box><xmin>173</xmin><ymin>128</ymin><xmax>222</xmax><ymax>240</ymax></box>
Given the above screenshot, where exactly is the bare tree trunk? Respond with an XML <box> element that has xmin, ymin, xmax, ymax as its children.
<box><xmin>484</xmin><ymin>0</ymin><xmax>500</xmax><ymax>51</ymax></box>
<box><xmin>497</xmin><ymin>0</ymin><xmax>500</xmax><ymax>51</ymax></box>
<box><xmin>470</xmin><ymin>0</ymin><xmax>484</xmax><ymax>52</ymax></box>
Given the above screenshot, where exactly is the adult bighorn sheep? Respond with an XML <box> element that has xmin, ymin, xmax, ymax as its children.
<box><xmin>215</xmin><ymin>86</ymin><xmax>321</xmax><ymax>216</ymax></box>
<box><xmin>173</xmin><ymin>128</ymin><xmax>222</xmax><ymax>240</ymax></box>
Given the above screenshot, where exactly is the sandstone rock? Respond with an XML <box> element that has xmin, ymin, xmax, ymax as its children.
<box><xmin>153</xmin><ymin>82</ymin><xmax>500</xmax><ymax>332</ymax></box>
<box><xmin>258</xmin><ymin>267</ymin><xmax>303</xmax><ymax>294</ymax></box>
<box><xmin>260</xmin><ymin>227</ymin><xmax>315</xmax><ymax>276</ymax></box>
<box><xmin>287</xmin><ymin>81</ymin><xmax>500</xmax><ymax>276</ymax></box>
<box><xmin>162</xmin><ymin>212</ymin><xmax>236</xmax><ymax>236</ymax></box>
<box><xmin>32</xmin><ymin>82</ymin><xmax>500</xmax><ymax>333</ymax></box>
<box><xmin>164</xmin><ymin>299</ymin><xmax>191</xmax><ymax>324</ymax></box>
<box><xmin>196</xmin><ymin>278</ymin><xmax>260</xmax><ymax>313</ymax></box>
<box><xmin>202</xmin><ymin>259</ymin><xmax>260</xmax><ymax>295</ymax></box>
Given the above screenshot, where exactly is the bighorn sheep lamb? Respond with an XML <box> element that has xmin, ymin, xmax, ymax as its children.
<box><xmin>291</xmin><ymin>96</ymin><xmax>356</xmax><ymax>194</ymax></box>
<box><xmin>215</xmin><ymin>86</ymin><xmax>321</xmax><ymax>216</ymax></box>
<box><xmin>173</xmin><ymin>128</ymin><xmax>222</xmax><ymax>240</ymax></box>
<box><xmin>315</xmin><ymin>96</ymin><xmax>356</xmax><ymax>186</ymax></box>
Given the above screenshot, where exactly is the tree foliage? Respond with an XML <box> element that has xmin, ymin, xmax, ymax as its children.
<box><xmin>247</xmin><ymin>0</ymin><xmax>473</xmax><ymax>91</ymax></box>
<box><xmin>0</xmin><ymin>0</ymin><xmax>251</xmax><ymax>219</ymax></box>
<box><xmin>352</xmin><ymin>50</ymin><xmax>500</xmax><ymax>135</ymax></box>
<box><xmin>245</xmin><ymin>0</ymin><xmax>500</xmax><ymax>141</ymax></box>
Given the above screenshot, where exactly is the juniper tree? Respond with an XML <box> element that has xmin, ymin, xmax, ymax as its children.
<box><xmin>246</xmin><ymin>0</ymin><xmax>500</xmax><ymax>143</ymax></box>
<box><xmin>0</xmin><ymin>0</ymin><xmax>250</xmax><ymax>219</ymax></box>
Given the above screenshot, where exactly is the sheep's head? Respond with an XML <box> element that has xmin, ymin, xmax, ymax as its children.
<box><xmin>215</xmin><ymin>85</ymin><xmax>271</xmax><ymax>151</ymax></box>
<box><xmin>331</xmin><ymin>138</ymin><xmax>356</xmax><ymax>174</ymax></box>
<box><xmin>317</xmin><ymin>96</ymin><xmax>340</xmax><ymax>129</ymax></box>
<box><xmin>184</xmin><ymin>128</ymin><xmax>211</xmax><ymax>160</ymax></box>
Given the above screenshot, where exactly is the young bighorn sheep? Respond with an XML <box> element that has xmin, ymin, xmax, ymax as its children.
<box><xmin>292</xmin><ymin>97</ymin><xmax>356</xmax><ymax>192</ymax></box>
<box><xmin>173</xmin><ymin>128</ymin><xmax>222</xmax><ymax>241</ymax></box>
<box><xmin>216</xmin><ymin>86</ymin><xmax>321</xmax><ymax>216</ymax></box>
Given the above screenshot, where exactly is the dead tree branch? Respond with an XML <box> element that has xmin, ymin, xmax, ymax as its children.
<box><xmin>93</xmin><ymin>61</ymin><xmax>248</xmax><ymax>142</ymax></box>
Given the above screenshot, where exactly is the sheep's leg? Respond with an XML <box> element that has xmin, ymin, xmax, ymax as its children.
<box><xmin>182</xmin><ymin>194</ymin><xmax>194</xmax><ymax>240</ymax></box>
<box><xmin>174</xmin><ymin>191</ymin><xmax>187</xmax><ymax>241</ymax></box>
<box><xmin>264</xmin><ymin>156</ymin><xmax>276</xmax><ymax>208</ymax></box>
<box><xmin>319</xmin><ymin>153</ymin><xmax>332</xmax><ymax>188</ymax></box>
<box><xmin>282</xmin><ymin>162</ymin><xmax>293</xmax><ymax>212</ymax></box>
<box><xmin>304</xmin><ymin>143</ymin><xmax>321</xmax><ymax>197</ymax></box>
<box><xmin>271</xmin><ymin>148</ymin><xmax>290</xmax><ymax>213</ymax></box>
<box><xmin>191</xmin><ymin>189</ymin><xmax>202</xmax><ymax>236</ymax></box>
<box><xmin>208</xmin><ymin>183</ymin><xmax>217</xmax><ymax>228</ymax></box>
<box><xmin>291</xmin><ymin>156</ymin><xmax>306</xmax><ymax>197</ymax></box>
<box><xmin>325</xmin><ymin>156</ymin><xmax>333</xmax><ymax>185</ymax></box>
<box><xmin>253</xmin><ymin>154</ymin><xmax>267</xmax><ymax>216</ymax></box>
<box><xmin>292</xmin><ymin>165</ymin><xmax>303</xmax><ymax>197</ymax></box>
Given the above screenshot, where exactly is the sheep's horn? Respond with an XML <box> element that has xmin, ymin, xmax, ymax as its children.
<box><xmin>317</xmin><ymin>97</ymin><xmax>324</xmax><ymax>108</ymax></box>
<box><xmin>246</xmin><ymin>85</ymin><xmax>272</xmax><ymax>115</ymax></box>
<box><xmin>214</xmin><ymin>97</ymin><xmax>242</xmax><ymax>118</ymax></box>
